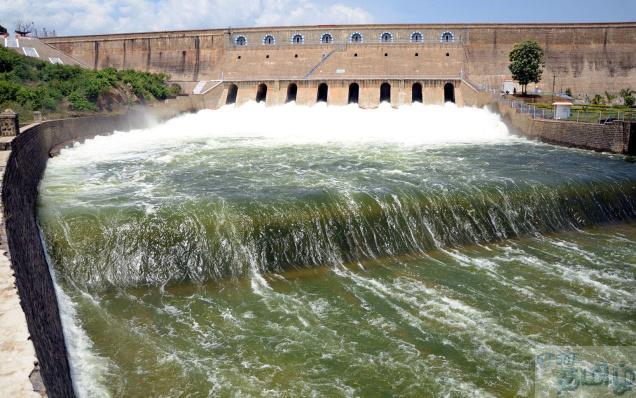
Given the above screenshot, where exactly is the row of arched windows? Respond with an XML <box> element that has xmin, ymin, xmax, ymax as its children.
<box><xmin>225</xmin><ymin>82</ymin><xmax>456</xmax><ymax>105</ymax></box>
<box><xmin>234</xmin><ymin>31</ymin><xmax>455</xmax><ymax>46</ymax></box>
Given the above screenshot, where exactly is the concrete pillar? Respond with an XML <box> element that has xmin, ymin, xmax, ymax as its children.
<box><xmin>328</xmin><ymin>82</ymin><xmax>348</xmax><ymax>106</ymax></box>
<box><xmin>397</xmin><ymin>80</ymin><xmax>406</xmax><ymax>107</ymax></box>
<box><xmin>423</xmin><ymin>82</ymin><xmax>444</xmax><ymax>105</ymax></box>
<box><xmin>296</xmin><ymin>83</ymin><xmax>315</xmax><ymax>106</ymax></box>
<box><xmin>360</xmin><ymin>81</ymin><xmax>380</xmax><ymax>109</ymax></box>
<box><xmin>0</xmin><ymin>109</ymin><xmax>19</xmax><ymax>136</ymax></box>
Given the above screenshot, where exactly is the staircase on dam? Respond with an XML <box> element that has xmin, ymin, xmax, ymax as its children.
<box><xmin>304</xmin><ymin>45</ymin><xmax>345</xmax><ymax>79</ymax></box>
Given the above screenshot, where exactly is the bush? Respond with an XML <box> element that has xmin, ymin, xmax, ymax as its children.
<box><xmin>0</xmin><ymin>46</ymin><xmax>179</xmax><ymax>118</ymax></box>
<box><xmin>68</xmin><ymin>91</ymin><xmax>97</xmax><ymax>112</ymax></box>
<box><xmin>591</xmin><ymin>94</ymin><xmax>604</xmax><ymax>105</ymax></box>
<box><xmin>620</xmin><ymin>89</ymin><xmax>634</xmax><ymax>107</ymax></box>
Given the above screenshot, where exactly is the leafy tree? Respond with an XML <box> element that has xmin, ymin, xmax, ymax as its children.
<box><xmin>591</xmin><ymin>94</ymin><xmax>604</xmax><ymax>105</ymax></box>
<box><xmin>508</xmin><ymin>40</ymin><xmax>545</xmax><ymax>95</ymax></box>
<box><xmin>604</xmin><ymin>91</ymin><xmax>616</xmax><ymax>105</ymax></box>
<box><xmin>620</xmin><ymin>88</ymin><xmax>634</xmax><ymax>107</ymax></box>
<box><xmin>565</xmin><ymin>88</ymin><xmax>572</xmax><ymax>97</ymax></box>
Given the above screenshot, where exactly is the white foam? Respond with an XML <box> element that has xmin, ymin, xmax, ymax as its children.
<box><xmin>50</xmin><ymin>102</ymin><xmax>516</xmax><ymax>168</ymax></box>
<box><xmin>40</xmin><ymin>230</ymin><xmax>112</xmax><ymax>398</ymax></box>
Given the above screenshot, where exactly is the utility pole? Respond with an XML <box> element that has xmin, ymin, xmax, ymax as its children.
<box><xmin>552</xmin><ymin>74</ymin><xmax>556</xmax><ymax>103</ymax></box>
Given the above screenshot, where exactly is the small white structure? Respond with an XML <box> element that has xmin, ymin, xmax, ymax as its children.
<box><xmin>502</xmin><ymin>80</ymin><xmax>515</xmax><ymax>94</ymax></box>
<box><xmin>553</xmin><ymin>102</ymin><xmax>573</xmax><ymax>120</ymax></box>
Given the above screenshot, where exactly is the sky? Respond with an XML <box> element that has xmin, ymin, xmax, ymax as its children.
<box><xmin>1</xmin><ymin>0</ymin><xmax>634</xmax><ymax>36</ymax></box>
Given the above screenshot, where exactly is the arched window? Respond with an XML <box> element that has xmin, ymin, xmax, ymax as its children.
<box><xmin>411</xmin><ymin>32</ymin><xmax>423</xmax><ymax>43</ymax></box>
<box><xmin>292</xmin><ymin>34</ymin><xmax>304</xmax><ymax>44</ymax></box>
<box><xmin>441</xmin><ymin>31</ymin><xmax>454</xmax><ymax>43</ymax></box>
<box><xmin>380</xmin><ymin>32</ymin><xmax>393</xmax><ymax>43</ymax></box>
<box><xmin>263</xmin><ymin>34</ymin><xmax>275</xmax><ymax>45</ymax></box>
<box><xmin>321</xmin><ymin>33</ymin><xmax>333</xmax><ymax>44</ymax></box>
<box><xmin>235</xmin><ymin>36</ymin><xmax>247</xmax><ymax>46</ymax></box>
<box><xmin>350</xmin><ymin>32</ymin><xmax>363</xmax><ymax>43</ymax></box>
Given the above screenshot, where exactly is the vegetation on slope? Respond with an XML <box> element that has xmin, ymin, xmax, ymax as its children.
<box><xmin>0</xmin><ymin>46</ymin><xmax>181</xmax><ymax>123</ymax></box>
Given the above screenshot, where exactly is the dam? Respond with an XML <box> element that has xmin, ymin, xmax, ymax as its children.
<box><xmin>18</xmin><ymin>103</ymin><xmax>636</xmax><ymax>397</ymax></box>
<box><xmin>39</xmin><ymin>22</ymin><xmax>636</xmax><ymax>107</ymax></box>
<box><xmin>0</xmin><ymin>21</ymin><xmax>635</xmax><ymax>398</ymax></box>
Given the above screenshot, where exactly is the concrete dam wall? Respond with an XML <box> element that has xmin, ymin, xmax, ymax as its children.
<box><xmin>41</xmin><ymin>23</ymin><xmax>636</xmax><ymax>96</ymax></box>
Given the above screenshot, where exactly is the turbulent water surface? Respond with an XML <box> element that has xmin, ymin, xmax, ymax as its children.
<box><xmin>37</xmin><ymin>103</ymin><xmax>636</xmax><ymax>397</ymax></box>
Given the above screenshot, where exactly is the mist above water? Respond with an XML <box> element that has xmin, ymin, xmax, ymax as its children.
<box><xmin>53</xmin><ymin>102</ymin><xmax>514</xmax><ymax>165</ymax></box>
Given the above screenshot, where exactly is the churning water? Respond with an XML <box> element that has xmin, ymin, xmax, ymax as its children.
<box><xmin>37</xmin><ymin>103</ymin><xmax>636</xmax><ymax>397</ymax></box>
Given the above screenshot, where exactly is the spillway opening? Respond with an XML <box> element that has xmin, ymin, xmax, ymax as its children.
<box><xmin>444</xmin><ymin>82</ymin><xmax>455</xmax><ymax>103</ymax></box>
<box><xmin>316</xmin><ymin>83</ymin><xmax>328</xmax><ymax>103</ymax></box>
<box><xmin>38</xmin><ymin>103</ymin><xmax>636</xmax><ymax>397</ymax></box>
<box><xmin>225</xmin><ymin>84</ymin><xmax>238</xmax><ymax>105</ymax></box>
<box><xmin>256</xmin><ymin>83</ymin><xmax>268</xmax><ymax>103</ymax></box>
<box><xmin>412</xmin><ymin>82</ymin><xmax>423</xmax><ymax>103</ymax></box>
<box><xmin>380</xmin><ymin>82</ymin><xmax>391</xmax><ymax>103</ymax></box>
<box><xmin>286</xmin><ymin>83</ymin><xmax>297</xmax><ymax>103</ymax></box>
<box><xmin>348</xmin><ymin>83</ymin><xmax>359</xmax><ymax>104</ymax></box>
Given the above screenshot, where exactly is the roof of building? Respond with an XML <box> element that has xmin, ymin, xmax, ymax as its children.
<box><xmin>1</xmin><ymin>35</ymin><xmax>88</xmax><ymax>67</ymax></box>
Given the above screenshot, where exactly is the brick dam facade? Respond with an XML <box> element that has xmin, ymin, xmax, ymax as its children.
<box><xmin>41</xmin><ymin>22</ymin><xmax>636</xmax><ymax>106</ymax></box>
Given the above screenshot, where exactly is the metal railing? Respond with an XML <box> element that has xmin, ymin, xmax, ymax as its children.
<box><xmin>463</xmin><ymin>81</ymin><xmax>636</xmax><ymax>124</ymax></box>
<box><xmin>498</xmin><ymin>97</ymin><xmax>636</xmax><ymax>124</ymax></box>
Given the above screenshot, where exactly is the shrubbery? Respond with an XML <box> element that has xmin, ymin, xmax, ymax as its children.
<box><xmin>0</xmin><ymin>47</ymin><xmax>181</xmax><ymax>120</ymax></box>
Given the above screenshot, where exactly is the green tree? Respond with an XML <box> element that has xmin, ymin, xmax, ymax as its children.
<box><xmin>508</xmin><ymin>40</ymin><xmax>545</xmax><ymax>95</ymax></box>
<box><xmin>604</xmin><ymin>91</ymin><xmax>616</xmax><ymax>105</ymax></box>
<box><xmin>565</xmin><ymin>88</ymin><xmax>573</xmax><ymax>97</ymax></box>
<box><xmin>619</xmin><ymin>88</ymin><xmax>634</xmax><ymax>107</ymax></box>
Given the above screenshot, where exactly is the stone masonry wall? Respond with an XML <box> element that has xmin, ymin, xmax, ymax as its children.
<box><xmin>42</xmin><ymin>23</ymin><xmax>636</xmax><ymax>95</ymax></box>
<box><xmin>0</xmin><ymin>110</ymin><xmax>19</xmax><ymax>137</ymax></box>
<box><xmin>0</xmin><ymin>90</ymin><xmax>219</xmax><ymax>396</ymax></box>
<box><xmin>496</xmin><ymin>101</ymin><xmax>634</xmax><ymax>154</ymax></box>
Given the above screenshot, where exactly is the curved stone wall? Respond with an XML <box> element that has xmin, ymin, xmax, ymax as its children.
<box><xmin>0</xmin><ymin>98</ymin><xmax>205</xmax><ymax>395</ymax></box>
<box><xmin>2</xmin><ymin>115</ymin><xmax>146</xmax><ymax>397</ymax></box>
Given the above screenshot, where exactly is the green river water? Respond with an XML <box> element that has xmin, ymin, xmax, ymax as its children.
<box><xmin>37</xmin><ymin>104</ymin><xmax>636</xmax><ymax>397</ymax></box>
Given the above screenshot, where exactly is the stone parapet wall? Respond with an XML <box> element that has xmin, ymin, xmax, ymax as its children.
<box><xmin>497</xmin><ymin>101</ymin><xmax>635</xmax><ymax>154</ymax></box>
<box><xmin>0</xmin><ymin>89</ymin><xmax>221</xmax><ymax>396</ymax></box>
